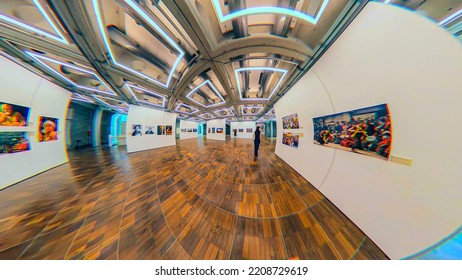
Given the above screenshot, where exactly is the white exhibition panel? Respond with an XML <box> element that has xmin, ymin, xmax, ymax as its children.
<box><xmin>0</xmin><ymin>56</ymin><xmax>71</xmax><ymax>189</ymax></box>
<box><xmin>274</xmin><ymin>96</ymin><xmax>292</xmax><ymax>164</ymax></box>
<box><xmin>275</xmin><ymin>71</ymin><xmax>336</xmax><ymax>188</ymax></box>
<box><xmin>179</xmin><ymin>120</ymin><xmax>199</xmax><ymax>139</ymax></box>
<box><xmin>230</xmin><ymin>121</ymin><xmax>256</xmax><ymax>139</ymax></box>
<box><xmin>126</xmin><ymin>105</ymin><xmax>176</xmax><ymax>153</ymax></box>
<box><xmin>274</xmin><ymin>2</ymin><xmax>462</xmax><ymax>259</ymax></box>
<box><xmin>206</xmin><ymin>119</ymin><xmax>226</xmax><ymax>141</ymax></box>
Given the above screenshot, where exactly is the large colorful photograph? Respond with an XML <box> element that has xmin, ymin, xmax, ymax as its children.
<box><xmin>38</xmin><ymin>116</ymin><xmax>59</xmax><ymax>142</ymax></box>
<box><xmin>166</xmin><ymin>125</ymin><xmax>173</xmax><ymax>135</ymax></box>
<box><xmin>313</xmin><ymin>104</ymin><xmax>392</xmax><ymax>160</ymax></box>
<box><xmin>132</xmin><ymin>124</ymin><xmax>143</xmax><ymax>136</ymax></box>
<box><xmin>216</xmin><ymin>128</ymin><xmax>223</xmax><ymax>134</ymax></box>
<box><xmin>246</xmin><ymin>128</ymin><xmax>253</xmax><ymax>133</ymax></box>
<box><xmin>282</xmin><ymin>132</ymin><xmax>299</xmax><ymax>148</ymax></box>
<box><xmin>0</xmin><ymin>132</ymin><xmax>30</xmax><ymax>154</ymax></box>
<box><xmin>282</xmin><ymin>113</ymin><xmax>299</xmax><ymax>129</ymax></box>
<box><xmin>0</xmin><ymin>102</ymin><xmax>29</xmax><ymax>126</ymax></box>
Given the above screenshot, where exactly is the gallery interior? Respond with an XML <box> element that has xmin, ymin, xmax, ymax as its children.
<box><xmin>0</xmin><ymin>0</ymin><xmax>461</xmax><ymax>260</ymax></box>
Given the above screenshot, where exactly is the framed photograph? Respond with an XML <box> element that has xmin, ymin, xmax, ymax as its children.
<box><xmin>238</xmin><ymin>128</ymin><xmax>244</xmax><ymax>133</ymax></box>
<box><xmin>216</xmin><ymin>128</ymin><xmax>223</xmax><ymax>133</ymax></box>
<box><xmin>282</xmin><ymin>132</ymin><xmax>299</xmax><ymax>148</ymax></box>
<box><xmin>131</xmin><ymin>124</ymin><xmax>143</xmax><ymax>136</ymax></box>
<box><xmin>166</xmin><ymin>125</ymin><xmax>173</xmax><ymax>135</ymax></box>
<box><xmin>313</xmin><ymin>103</ymin><xmax>392</xmax><ymax>160</ymax></box>
<box><xmin>0</xmin><ymin>102</ymin><xmax>29</xmax><ymax>126</ymax></box>
<box><xmin>192</xmin><ymin>128</ymin><xmax>197</xmax><ymax>132</ymax></box>
<box><xmin>181</xmin><ymin>128</ymin><xmax>186</xmax><ymax>133</ymax></box>
<box><xmin>0</xmin><ymin>132</ymin><xmax>30</xmax><ymax>154</ymax></box>
<box><xmin>38</xmin><ymin>116</ymin><xmax>59</xmax><ymax>142</ymax></box>
<box><xmin>212</xmin><ymin>127</ymin><xmax>216</xmax><ymax>134</ymax></box>
<box><xmin>157</xmin><ymin>125</ymin><xmax>165</xmax><ymax>135</ymax></box>
<box><xmin>282</xmin><ymin>113</ymin><xmax>299</xmax><ymax>129</ymax></box>
<box><xmin>208</xmin><ymin>128</ymin><xmax>211</xmax><ymax>133</ymax></box>
<box><xmin>145</xmin><ymin>126</ymin><xmax>155</xmax><ymax>135</ymax></box>
<box><xmin>246</xmin><ymin>128</ymin><xmax>253</xmax><ymax>133</ymax></box>
<box><xmin>187</xmin><ymin>128</ymin><xmax>192</xmax><ymax>132</ymax></box>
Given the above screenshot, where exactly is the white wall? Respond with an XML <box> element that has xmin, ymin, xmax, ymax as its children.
<box><xmin>274</xmin><ymin>2</ymin><xmax>462</xmax><ymax>259</ymax></box>
<box><xmin>230</xmin><ymin>121</ymin><xmax>256</xmax><ymax>139</ymax></box>
<box><xmin>126</xmin><ymin>105</ymin><xmax>176</xmax><ymax>153</ymax></box>
<box><xmin>179</xmin><ymin>120</ymin><xmax>199</xmax><ymax>139</ymax></box>
<box><xmin>206</xmin><ymin>119</ymin><xmax>226</xmax><ymax>141</ymax></box>
<box><xmin>0</xmin><ymin>56</ymin><xmax>71</xmax><ymax>189</ymax></box>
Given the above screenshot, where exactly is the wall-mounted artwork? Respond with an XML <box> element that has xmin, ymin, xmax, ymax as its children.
<box><xmin>216</xmin><ymin>128</ymin><xmax>223</xmax><ymax>133</ymax></box>
<box><xmin>0</xmin><ymin>102</ymin><xmax>29</xmax><ymax>126</ymax></box>
<box><xmin>0</xmin><ymin>132</ymin><xmax>30</xmax><ymax>154</ymax></box>
<box><xmin>212</xmin><ymin>127</ymin><xmax>216</xmax><ymax>133</ymax></box>
<box><xmin>187</xmin><ymin>128</ymin><xmax>193</xmax><ymax>132</ymax></box>
<box><xmin>193</xmin><ymin>128</ymin><xmax>197</xmax><ymax>132</ymax></box>
<box><xmin>208</xmin><ymin>128</ymin><xmax>211</xmax><ymax>133</ymax></box>
<box><xmin>157</xmin><ymin>125</ymin><xmax>165</xmax><ymax>135</ymax></box>
<box><xmin>238</xmin><ymin>129</ymin><xmax>244</xmax><ymax>133</ymax></box>
<box><xmin>282</xmin><ymin>132</ymin><xmax>299</xmax><ymax>148</ymax></box>
<box><xmin>145</xmin><ymin>126</ymin><xmax>155</xmax><ymax>135</ymax></box>
<box><xmin>282</xmin><ymin>113</ymin><xmax>299</xmax><ymax>129</ymax></box>
<box><xmin>246</xmin><ymin>128</ymin><xmax>253</xmax><ymax>133</ymax></box>
<box><xmin>38</xmin><ymin>116</ymin><xmax>58</xmax><ymax>142</ymax></box>
<box><xmin>166</xmin><ymin>125</ymin><xmax>173</xmax><ymax>135</ymax></box>
<box><xmin>313</xmin><ymin>104</ymin><xmax>392</xmax><ymax>160</ymax></box>
<box><xmin>181</xmin><ymin>128</ymin><xmax>186</xmax><ymax>133</ymax></box>
<box><xmin>131</xmin><ymin>124</ymin><xmax>143</xmax><ymax>136</ymax></box>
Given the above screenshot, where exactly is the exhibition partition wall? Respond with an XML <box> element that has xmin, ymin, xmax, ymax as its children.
<box><xmin>274</xmin><ymin>2</ymin><xmax>462</xmax><ymax>259</ymax></box>
<box><xmin>126</xmin><ymin>105</ymin><xmax>176</xmax><ymax>153</ymax></box>
<box><xmin>0</xmin><ymin>56</ymin><xmax>71</xmax><ymax>189</ymax></box>
<box><xmin>179</xmin><ymin>120</ymin><xmax>199</xmax><ymax>139</ymax></box>
<box><xmin>206</xmin><ymin>119</ymin><xmax>226</xmax><ymax>141</ymax></box>
<box><xmin>230</xmin><ymin>121</ymin><xmax>256</xmax><ymax>139</ymax></box>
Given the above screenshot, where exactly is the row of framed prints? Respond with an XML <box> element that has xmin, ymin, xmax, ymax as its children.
<box><xmin>181</xmin><ymin>128</ymin><xmax>197</xmax><ymax>133</ymax></box>
<box><xmin>233</xmin><ymin>128</ymin><xmax>253</xmax><ymax>133</ymax></box>
<box><xmin>1</xmin><ymin>102</ymin><xmax>60</xmax><ymax>154</ymax></box>
<box><xmin>282</xmin><ymin>104</ymin><xmax>392</xmax><ymax>160</ymax></box>
<box><xmin>208</xmin><ymin>127</ymin><xmax>223</xmax><ymax>134</ymax></box>
<box><xmin>132</xmin><ymin>125</ymin><xmax>173</xmax><ymax>136</ymax></box>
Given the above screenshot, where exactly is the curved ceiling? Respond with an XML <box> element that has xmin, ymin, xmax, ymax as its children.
<box><xmin>1</xmin><ymin>0</ymin><xmax>460</xmax><ymax>122</ymax></box>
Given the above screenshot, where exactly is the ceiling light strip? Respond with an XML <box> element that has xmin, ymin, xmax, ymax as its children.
<box><xmin>439</xmin><ymin>8</ymin><xmax>462</xmax><ymax>26</ymax></box>
<box><xmin>186</xmin><ymin>80</ymin><xmax>226</xmax><ymax>108</ymax></box>
<box><xmin>126</xmin><ymin>84</ymin><xmax>166</xmax><ymax>108</ymax></box>
<box><xmin>235</xmin><ymin>66</ymin><xmax>288</xmax><ymax>101</ymax></box>
<box><xmin>212</xmin><ymin>0</ymin><xmax>329</xmax><ymax>25</ymax></box>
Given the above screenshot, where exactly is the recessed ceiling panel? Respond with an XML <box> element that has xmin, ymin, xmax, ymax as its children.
<box><xmin>92</xmin><ymin>0</ymin><xmax>185</xmax><ymax>88</ymax></box>
<box><xmin>214</xmin><ymin>107</ymin><xmax>234</xmax><ymax>118</ymax></box>
<box><xmin>93</xmin><ymin>95</ymin><xmax>128</xmax><ymax>113</ymax></box>
<box><xmin>198</xmin><ymin>112</ymin><xmax>215</xmax><ymax>120</ymax></box>
<box><xmin>0</xmin><ymin>0</ymin><xmax>69</xmax><ymax>44</ymax></box>
<box><xmin>186</xmin><ymin>80</ymin><xmax>226</xmax><ymax>107</ymax></box>
<box><xmin>126</xmin><ymin>84</ymin><xmax>166</xmax><ymax>108</ymax></box>
<box><xmin>25</xmin><ymin>51</ymin><xmax>115</xmax><ymax>95</ymax></box>
<box><xmin>175</xmin><ymin>103</ymin><xmax>199</xmax><ymax>115</ymax></box>
<box><xmin>235</xmin><ymin>66</ymin><xmax>288</xmax><ymax>101</ymax></box>
<box><xmin>71</xmin><ymin>92</ymin><xmax>94</xmax><ymax>103</ymax></box>
<box><xmin>241</xmin><ymin>106</ymin><xmax>263</xmax><ymax>116</ymax></box>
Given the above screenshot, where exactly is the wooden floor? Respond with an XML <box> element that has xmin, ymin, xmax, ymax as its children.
<box><xmin>0</xmin><ymin>136</ymin><xmax>388</xmax><ymax>260</ymax></box>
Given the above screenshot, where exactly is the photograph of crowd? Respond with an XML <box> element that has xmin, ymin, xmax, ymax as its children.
<box><xmin>216</xmin><ymin>128</ymin><xmax>223</xmax><ymax>133</ymax></box>
<box><xmin>145</xmin><ymin>126</ymin><xmax>155</xmax><ymax>135</ymax></box>
<box><xmin>0</xmin><ymin>102</ymin><xmax>29</xmax><ymax>126</ymax></box>
<box><xmin>282</xmin><ymin>132</ymin><xmax>299</xmax><ymax>148</ymax></box>
<box><xmin>313</xmin><ymin>104</ymin><xmax>392</xmax><ymax>160</ymax></box>
<box><xmin>282</xmin><ymin>113</ymin><xmax>299</xmax><ymax>129</ymax></box>
<box><xmin>38</xmin><ymin>116</ymin><xmax>59</xmax><ymax>142</ymax></box>
<box><xmin>0</xmin><ymin>132</ymin><xmax>30</xmax><ymax>154</ymax></box>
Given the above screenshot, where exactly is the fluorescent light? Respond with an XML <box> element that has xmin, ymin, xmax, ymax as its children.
<box><xmin>93</xmin><ymin>95</ymin><xmax>128</xmax><ymax>113</ymax></box>
<box><xmin>71</xmin><ymin>93</ymin><xmax>94</xmax><ymax>103</ymax></box>
<box><xmin>175</xmin><ymin>103</ymin><xmax>199</xmax><ymax>114</ymax></box>
<box><xmin>186</xmin><ymin>80</ymin><xmax>226</xmax><ymax>107</ymax></box>
<box><xmin>212</xmin><ymin>0</ymin><xmax>329</xmax><ymax>25</ymax></box>
<box><xmin>92</xmin><ymin>0</ymin><xmax>184</xmax><ymax>88</ymax></box>
<box><xmin>234</xmin><ymin>66</ymin><xmax>288</xmax><ymax>101</ymax></box>
<box><xmin>25</xmin><ymin>51</ymin><xmax>115</xmax><ymax>95</ymax></box>
<box><xmin>0</xmin><ymin>0</ymin><xmax>68</xmax><ymax>44</ymax></box>
<box><xmin>439</xmin><ymin>8</ymin><xmax>462</xmax><ymax>26</ymax></box>
<box><xmin>384</xmin><ymin>0</ymin><xmax>392</xmax><ymax>4</ymax></box>
<box><xmin>126</xmin><ymin>84</ymin><xmax>166</xmax><ymax>108</ymax></box>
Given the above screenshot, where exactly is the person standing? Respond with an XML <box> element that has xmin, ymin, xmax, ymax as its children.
<box><xmin>254</xmin><ymin>126</ymin><xmax>261</xmax><ymax>157</ymax></box>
